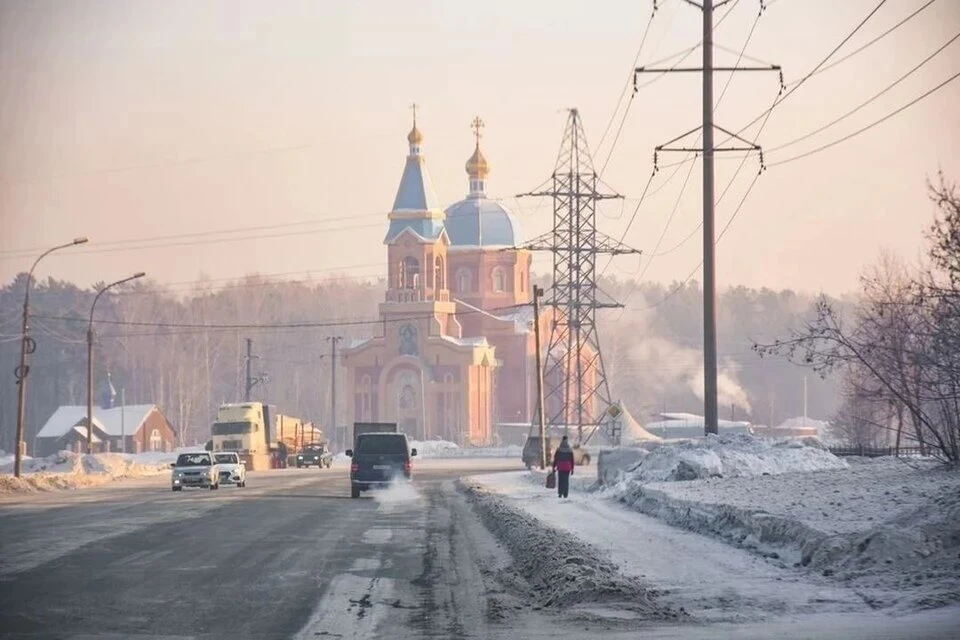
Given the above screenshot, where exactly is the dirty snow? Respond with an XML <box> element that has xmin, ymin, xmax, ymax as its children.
<box><xmin>459</xmin><ymin>478</ymin><xmax>680</xmax><ymax>621</ymax></box>
<box><xmin>0</xmin><ymin>450</ymin><xmax>172</xmax><ymax>493</ymax></box>
<box><xmin>470</xmin><ymin>471</ymin><xmax>873</xmax><ymax>623</ymax></box>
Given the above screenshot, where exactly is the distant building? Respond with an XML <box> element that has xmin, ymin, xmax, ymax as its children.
<box><xmin>34</xmin><ymin>404</ymin><xmax>177</xmax><ymax>456</ymax></box>
<box><xmin>751</xmin><ymin>416</ymin><xmax>827</xmax><ymax>440</ymax></box>
<box><xmin>644</xmin><ymin>412</ymin><xmax>752</xmax><ymax>439</ymax></box>
<box><xmin>341</xmin><ymin>116</ymin><xmax>590</xmax><ymax>445</ymax></box>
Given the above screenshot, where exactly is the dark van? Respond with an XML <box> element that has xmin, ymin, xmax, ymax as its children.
<box><xmin>346</xmin><ymin>433</ymin><xmax>417</xmax><ymax>498</ymax></box>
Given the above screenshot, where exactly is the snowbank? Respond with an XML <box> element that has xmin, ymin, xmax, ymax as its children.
<box><xmin>0</xmin><ymin>450</ymin><xmax>172</xmax><ymax>493</ymax></box>
<box><xmin>601</xmin><ymin>434</ymin><xmax>846</xmax><ymax>484</ymax></box>
<box><xmin>604</xmin><ymin>456</ymin><xmax>960</xmax><ymax>611</ymax></box>
<box><xmin>459</xmin><ymin>478</ymin><xmax>681</xmax><ymax>620</ymax></box>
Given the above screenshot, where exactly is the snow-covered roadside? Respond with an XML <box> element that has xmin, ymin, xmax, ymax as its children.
<box><xmin>458</xmin><ymin>477</ymin><xmax>681</xmax><ymax>622</ymax></box>
<box><xmin>0</xmin><ymin>451</ymin><xmax>173</xmax><ymax>493</ymax></box>
<box><xmin>610</xmin><ymin>457</ymin><xmax>960</xmax><ymax>611</ymax></box>
<box><xmin>468</xmin><ymin>471</ymin><xmax>875</xmax><ymax>624</ymax></box>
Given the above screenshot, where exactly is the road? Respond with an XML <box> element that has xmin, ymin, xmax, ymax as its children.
<box><xmin>5</xmin><ymin>461</ymin><xmax>958</xmax><ymax>640</ymax></box>
<box><xmin>0</xmin><ymin>460</ymin><xmax>657</xmax><ymax>640</ymax></box>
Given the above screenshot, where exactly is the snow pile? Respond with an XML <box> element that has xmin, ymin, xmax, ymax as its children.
<box><xmin>408</xmin><ymin>439</ymin><xmax>460</xmax><ymax>456</ymax></box>
<box><xmin>411</xmin><ymin>440</ymin><xmax>522</xmax><ymax>459</ymax></box>
<box><xmin>603</xmin><ymin>433</ymin><xmax>847</xmax><ymax>484</ymax></box>
<box><xmin>459</xmin><ymin>479</ymin><xmax>681</xmax><ymax>620</ymax></box>
<box><xmin>0</xmin><ymin>450</ymin><xmax>171</xmax><ymax>493</ymax></box>
<box><xmin>607</xmin><ymin>456</ymin><xmax>960</xmax><ymax>611</ymax></box>
<box><xmin>0</xmin><ymin>449</ymin><xmax>24</xmax><ymax>468</ymax></box>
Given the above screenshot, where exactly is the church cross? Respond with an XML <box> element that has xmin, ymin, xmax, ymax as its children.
<box><xmin>411</xmin><ymin>102</ymin><xmax>419</xmax><ymax>127</ymax></box>
<box><xmin>471</xmin><ymin>116</ymin><xmax>485</xmax><ymax>145</ymax></box>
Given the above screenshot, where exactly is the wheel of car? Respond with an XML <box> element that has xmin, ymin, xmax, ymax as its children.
<box><xmin>210</xmin><ymin>483</ymin><xmax>217</xmax><ymax>491</ymax></box>
<box><xmin>351</xmin><ymin>485</ymin><xmax>360</xmax><ymax>499</ymax></box>
<box><xmin>240</xmin><ymin>481</ymin><xmax>246</xmax><ymax>487</ymax></box>
<box><xmin>172</xmin><ymin>486</ymin><xmax>182</xmax><ymax>492</ymax></box>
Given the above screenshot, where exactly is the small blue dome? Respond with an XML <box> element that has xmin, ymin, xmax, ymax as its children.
<box><xmin>444</xmin><ymin>197</ymin><xmax>521</xmax><ymax>247</ymax></box>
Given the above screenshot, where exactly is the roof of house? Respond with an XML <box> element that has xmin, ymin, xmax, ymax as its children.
<box><xmin>36</xmin><ymin>404</ymin><xmax>161</xmax><ymax>439</ymax></box>
<box><xmin>68</xmin><ymin>425</ymin><xmax>102</xmax><ymax>443</ymax></box>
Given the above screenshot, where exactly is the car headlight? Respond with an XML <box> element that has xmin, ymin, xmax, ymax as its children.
<box><xmin>297</xmin><ymin>455</ymin><xmax>303</xmax><ymax>459</ymax></box>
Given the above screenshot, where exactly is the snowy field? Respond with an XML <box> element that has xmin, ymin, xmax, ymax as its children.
<box><xmin>0</xmin><ymin>450</ymin><xmax>176</xmax><ymax>493</ymax></box>
<box><xmin>466</xmin><ymin>434</ymin><xmax>960</xmax><ymax>628</ymax></box>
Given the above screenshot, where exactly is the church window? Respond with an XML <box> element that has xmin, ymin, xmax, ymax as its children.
<box><xmin>456</xmin><ymin>268</ymin><xmax>472</xmax><ymax>293</ymax></box>
<box><xmin>402</xmin><ymin>257</ymin><xmax>420</xmax><ymax>289</ymax></box>
<box><xmin>399</xmin><ymin>324</ymin><xmax>419</xmax><ymax>356</ymax></box>
<box><xmin>435</xmin><ymin>256</ymin><xmax>445</xmax><ymax>290</ymax></box>
<box><xmin>492</xmin><ymin>267</ymin><xmax>507</xmax><ymax>293</ymax></box>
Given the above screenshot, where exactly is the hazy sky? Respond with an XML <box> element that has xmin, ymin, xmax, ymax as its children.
<box><xmin>1</xmin><ymin>0</ymin><xmax>958</xmax><ymax>298</ymax></box>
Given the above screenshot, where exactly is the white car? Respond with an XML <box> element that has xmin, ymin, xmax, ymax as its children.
<box><xmin>170</xmin><ymin>452</ymin><xmax>221</xmax><ymax>491</ymax></box>
<box><xmin>214</xmin><ymin>452</ymin><xmax>247</xmax><ymax>487</ymax></box>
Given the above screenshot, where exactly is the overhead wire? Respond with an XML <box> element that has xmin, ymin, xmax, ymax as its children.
<box><xmin>595</xmin><ymin>0</ymin><xmax>661</xmax><ymax>156</ymax></box>
<box><xmin>0</xmin><ymin>219</ymin><xmax>386</xmax><ymax>260</ymax></box>
<box><xmin>783</xmin><ymin>0</ymin><xmax>937</xmax><ymax>88</ymax></box>
<box><xmin>768</xmin><ymin>70</ymin><xmax>960</xmax><ymax>167</ymax></box>
<box><xmin>32</xmin><ymin>301</ymin><xmax>531</xmax><ymax>335</ymax></box>
<box><xmin>604</xmin><ymin>0</ymin><xmax>762</xmax><ymax>284</ymax></box>
<box><xmin>720</xmin><ymin>0</ymin><xmax>891</xmax><ymax>146</ymax></box>
<box><xmin>766</xmin><ymin>30</ymin><xmax>960</xmax><ymax>153</ymax></box>
<box><xmin>645</xmin><ymin>0</ymin><xmax>899</xmax><ymax>286</ymax></box>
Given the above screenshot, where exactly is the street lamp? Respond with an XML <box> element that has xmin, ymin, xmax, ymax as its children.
<box><xmin>87</xmin><ymin>272</ymin><xmax>145</xmax><ymax>455</ymax></box>
<box><xmin>13</xmin><ymin>237</ymin><xmax>88</xmax><ymax>478</ymax></box>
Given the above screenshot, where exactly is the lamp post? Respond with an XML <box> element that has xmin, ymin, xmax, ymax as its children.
<box><xmin>87</xmin><ymin>272</ymin><xmax>145</xmax><ymax>454</ymax></box>
<box><xmin>13</xmin><ymin>237</ymin><xmax>88</xmax><ymax>478</ymax></box>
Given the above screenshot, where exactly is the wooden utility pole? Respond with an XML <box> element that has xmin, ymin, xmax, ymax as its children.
<box><xmin>532</xmin><ymin>285</ymin><xmax>547</xmax><ymax>469</ymax></box>
<box><xmin>327</xmin><ymin>337</ymin><xmax>342</xmax><ymax>437</ymax></box>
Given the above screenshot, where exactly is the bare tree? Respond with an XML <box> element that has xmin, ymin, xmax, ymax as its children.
<box><xmin>757</xmin><ymin>174</ymin><xmax>960</xmax><ymax>462</ymax></box>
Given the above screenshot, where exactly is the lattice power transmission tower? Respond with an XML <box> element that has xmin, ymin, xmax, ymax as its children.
<box><xmin>520</xmin><ymin>109</ymin><xmax>641</xmax><ymax>445</ymax></box>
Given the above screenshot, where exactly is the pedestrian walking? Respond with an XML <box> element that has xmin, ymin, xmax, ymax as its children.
<box><xmin>552</xmin><ymin>436</ymin><xmax>575</xmax><ymax>498</ymax></box>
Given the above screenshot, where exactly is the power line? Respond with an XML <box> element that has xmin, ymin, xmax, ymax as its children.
<box><xmin>768</xmin><ymin>70</ymin><xmax>960</xmax><ymax>167</ymax></box>
<box><xmin>642</xmin><ymin>0</ymin><xmax>896</xmax><ymax>300</ymax></box>
<box><xmin>0</xmin><ymin>141</ymin><xmax>320</xmax><ymax>187</ymax></box>
<box><xmin>31</xmin><ymin>301</ymin><xmax>528</xmax><ymax>333</ymax></box>
<box><xmin>606</xmin><ymin>2</ymin><xmax>763</xmax><ymax>281</ymax></box>
<box><xmin>596</xmin><ymin>0</ymin><xmax>661</xmax><ymax>155</ymax></box>
<box><xmin>0</xmin><ymin>219</ymin><xmax>385</xmax><ymax>260</ymax></box>
<box><xmin>768</xmin><ymin>30</ymin><xmax>960</xmax><ymax>153</ymax></box>
<box><xmin>725</xmin><ymin>0</ymin><xmax>890</xmax><ymax>144</ymax></box>
<box><xmin>635</xmin><ymin>156</ymin><xmax>699</xmax><ymax>282</ymax></box>
<box><xmin>783</xmin><ymin>0</ymin><xmax>937</xmax><ymax>88</ymax></box>
<box><xmin>0</xmin><ymin>211</ymin><xmax>387</xmax><ymax>258</ymax></box>
<box><xmin>631</xmin><ymin>168</ymin><xmax>762</xmax><ymax>313</ymax></box>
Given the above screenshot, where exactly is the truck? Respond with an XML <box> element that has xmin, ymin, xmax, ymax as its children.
<box><xmin>210</xmin><ymin>402</ymin><xmax>315</xmax><ymax>471</ymax></box>
<box><xmin>352</xmin><ymin>422</ymin><xmax>399</xmax><ymax>445</ymax></box>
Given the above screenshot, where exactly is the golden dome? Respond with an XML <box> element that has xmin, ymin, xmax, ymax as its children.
<box><xmin>407</xmin><ymin>125</ymin><xmax>424</xmax><ymax>145</ymax></box>
<box><xmin>466</xmin><ymin>144</ymin><xmax>489</xmax><ymax>179</ymax></box>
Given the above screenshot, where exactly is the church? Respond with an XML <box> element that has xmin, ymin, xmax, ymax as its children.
<box><xmin>340</xmin><ymin>115</ymin><xmax>552</xmax><ymax>445</ymax></box>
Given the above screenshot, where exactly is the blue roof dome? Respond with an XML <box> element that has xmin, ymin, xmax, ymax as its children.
<box><xmin>444</xmin><ymin>197</ymin><xmax>521</xmax><ymax>247</ymax></box>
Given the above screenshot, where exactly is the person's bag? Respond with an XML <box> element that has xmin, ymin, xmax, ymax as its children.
<box><xmin>545</xmin><ymin>470</ymin><xmax>556</xmax><ymax>489</ymax></box>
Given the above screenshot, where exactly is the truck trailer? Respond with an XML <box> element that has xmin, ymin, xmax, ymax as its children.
<box><xmin>210</xmin><ymin>402</ymin><xmax>314</xmax><ymax>470</ymax></box>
